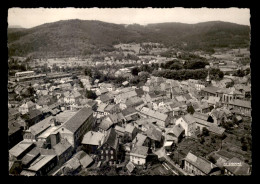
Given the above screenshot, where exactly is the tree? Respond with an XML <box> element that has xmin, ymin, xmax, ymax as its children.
<box><xmin>200</xmin><ymin>136</ymin><xmax>205</xmax><ymax>144</ymax></box>
<box><xmin>202</xmin><ymin>127</ymin><xmax>209</xmax><ymax>136</ymax></box>
<box><xmin>85</xmin><ymin>89</ymin><xmax>97</xmax><ymax>100</ymax></box>
<box><xmin>208</xmin><ymin>156</ymin><xmax>216</xmax><ymax>164</ymax></box>
<box><xmin>122</xmin><ymin>134</ymin><xmax>131</xmax><ymax>144</ymax></box>
<box><xmin>84</xmin><ymin>67</ymin><xmax>92</xmax><ymax>77</ymax></box>
<box><xmin>187</xmin><ymin>105</ymin><xmax>195</xmax><ymax>114</ymax></box>
<box><xmin>131</xmin><ymin>67</ymin><xmax>140</xmax><ymax>76</ymax></box>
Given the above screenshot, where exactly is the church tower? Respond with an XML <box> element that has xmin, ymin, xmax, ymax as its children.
<box><xmin>206</xmin><ymin>70</ymin><xmax>211</xmax><ymax>85</ymax></box>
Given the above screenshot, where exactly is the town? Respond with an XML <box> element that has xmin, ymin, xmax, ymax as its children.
<box><xmin>8</xmin><ymin>41</ymin><xmax>251</xmax><ymax>176</ymax></box>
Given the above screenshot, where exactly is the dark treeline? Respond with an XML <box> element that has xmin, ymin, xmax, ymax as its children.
<box><xmin>152</xmin><ymin>68</ymin><xmax>224</xmax><ymax>81</ymax></box>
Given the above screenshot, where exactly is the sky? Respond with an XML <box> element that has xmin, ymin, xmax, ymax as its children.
<box><xmin>8</xmin><ymin>8</ymin><xmax>250</xmax><ymax>28</ymax></box>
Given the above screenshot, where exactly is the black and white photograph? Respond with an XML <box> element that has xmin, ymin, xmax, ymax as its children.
<box><xmin>7</xmin><ymin>8</ymin><xmax>251</xmax><ymax>176</ymax></box>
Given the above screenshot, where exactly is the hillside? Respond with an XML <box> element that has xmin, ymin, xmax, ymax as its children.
<box><xmin>7</xmin><ymin>19</ymin><xmax>250</xmax><ymax>58</ymax></box>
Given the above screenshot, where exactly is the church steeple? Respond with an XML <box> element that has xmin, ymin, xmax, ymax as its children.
<box><xmin>206</xmin><ymin>70</ymin><xmax>211</xmax><ymax>84</ymax></box>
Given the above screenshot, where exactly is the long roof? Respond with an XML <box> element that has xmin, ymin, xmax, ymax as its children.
<box><xmin>28</xmin><ymin>155</ymin><xmax>56</xmax><ymax>171</ymax></box>
<box><xmin>185</xmin><ymin>152</ymin><xmax>217</xmax><ymax>174</ymax></box>
<box><xmin>224</xmin><ymin>157</ymin><xmax>250</xmax><ymax>175</ymax></box>
<box><xmin>29</xmin><ymin>116</ymin><xmax>53</xmax><ymax>136</ymax></box>
<box><xmin>229</xmin><ymin>99</ymin><xmax>251</xmax><ymax>109</ymax></box>
<box><xmin>201</xmin><ymin>86</ymin><xmax>221</xmax><ymax>94</ymax></box>
<box><xmin>140</xmin><ymin>107</ymin><xmax>168</xmax><ymax>122</ymax></box>
<box><xmin>193</xmin><ymin>112</ymin><xmax>209</xmax><ymax>121</ymax></box>
<box><xmin>9</xmin><ymin>141</ymin><xmax>34</xmax><ymax>158</ymax></box>
<box><xmin>63</xmin><ymin>107</ymin><xmax>93</xmax><ymax>133</ymax></box>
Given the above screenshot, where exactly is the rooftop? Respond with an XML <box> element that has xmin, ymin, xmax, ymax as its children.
<box><xmin>130</xmin><ymin>146</ymin><xmax>149</xmax><ymax>156</ymax></box>
<box><xmin>53</xmin><ymin>139</ymin><xmax>72</xmax><ymax>156</ymax></box>
<box><xmin>28</xmin><ymin>155</ymin><xmax>56</xmax><ymax>172</ymax></box>
<box><xmin>229</xmin><ymin>99</ymin><xmax>251</xmax><ymax>109</ymax></box>
<box><xmin>9</xmin><ymin>141</ymin><xmax>34</xmax><ymax>158</ymax></box>
<box><xmin>224</xmin><ymin>157</ymin><xmax>250</xmax><ymax>175</ymax></box>
<box><xmin>81</xmin><ymin>131</ymin><xmax>105</xmax><ymax>146</ymax></box>
<box><xmin>63</xmin><ymin>107</ymin><xmax>93</xmax><ymax>133</ymax></box>
<box><xmin>185</xmin><ymin>152</ymin><xmax>217</xmax><ymax>174</ymax></box>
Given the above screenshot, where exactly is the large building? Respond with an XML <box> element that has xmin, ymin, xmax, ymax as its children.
<box><xmin>54</xmin><ymin>107</ymin><xmax>95</xmax><ymax>148</ymax></box>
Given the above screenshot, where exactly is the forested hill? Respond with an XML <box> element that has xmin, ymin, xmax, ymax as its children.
<box><xmin>8</xmin><ymin>19</ymin><xmax>250</xmax><ymax>58</ymax></box>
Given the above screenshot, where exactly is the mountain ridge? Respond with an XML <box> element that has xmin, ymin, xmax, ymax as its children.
<box><xmin>8</xmin><ymin>19</ymin><xmax>250</xmax><ymax>58</ymax></box>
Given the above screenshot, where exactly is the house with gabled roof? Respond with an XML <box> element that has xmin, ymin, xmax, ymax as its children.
<box><xmin>223</xmin><ymin>157</ymin><xmax>251</xmax><ymax>176</ymax></box>
<box><xmin>97</xmin><ymin>128</ymin><xmax>119</xmax><ymax>165</ymax></box>
<box><xmin>130</xmin><ymin>146</ymin><xmax>149</xmax><ymax>166</ymax></box>
<box><xmin>124</xmin><ymin>124</ymin><xmax>138</xmax><ymax>140</ymax></box>
<box><xmin>228</xmin><ymin>99</ymin><xmax>251</xmax><ymax>117</ymax></box>
<box><xmin>54</xmin><ymin>107</ymin><xmax>94</xmax><ymax>148</ymax></box>
<box><xmin>139</xmin><ymin>107</ymin><xmax>170</xmax><ymax>128</ymax></box>
<box><xmin>183</xmin><ymin>151</ymin><xmax>221</xmax><ymax>175</ymax></box>
<box><xmin>53</xmin><ymin>139</ymin><xmax>73</xmax><ymax>166</ymax></box>
<box><xmin>175</xmin><ymin>114</ymin><xmax>197</xmax><ymax>137</ymax></box>
<box><xmin>81</xmin><ymin>131</ymin><xmax>106</xmax><ymax>154</ymax></box>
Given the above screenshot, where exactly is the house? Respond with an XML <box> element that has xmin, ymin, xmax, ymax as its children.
<box><xmin>121</xmin><ymin>107</ymin><xmax>139</xmax><ymax>121</ymax></box>
<box><xmin>24</xmin><ymin>109</ymin><xmax>43</xmax><ymax>128</ymax></box>
<box><xmin>139</xmin><ymin>107</ymin><xmax>170</xmax><ymax>128</ymax></box>
<box><xmin>121</xmin><ymin>96</ymin><xmax>144</xmax><ymax>110</ymax></box>
<box><xmin>23</xmin><ymin>116</ymin><xmax>56</xmax><ymax>141</ymax></box>
<box><xmin>96</xmin><ymin>87</ymin><xmax>109</xmax><ymax>96</ymax></box>
<box><xmin>216</xmin><ymin>88</ymin><xmax>243</xmax><ymax>103</ymax></box>
<box><xmin>78</xmin><ymin>152</ymin><xmax>94</xmax><ymax>168</ymax></box>
<box><xmin>81</xmin><ymin>131</ymin><xmax>106</xmax><ymax>154</ymax></box>
<box><xmin>200</xmin><ymin>86</ymin><xmax>221</xmax><ymax>98</ymax></box>
<box><xmin>126</xmin><ymin>161</ymin><xmax>135</xmax><ymax>173</ymax></box>
<box><xmin>104</xmin><ymin>104</ymin><xmax>121</xmax><ymax>115</ymax></box>
<box><xmin>223</xmin><ymin>157</ymin><xmax>251</xmax><ymax>175</ymax></box>
<box><xmin>19</xmin><ymin>101</ymin><xmax>36</xmax><ymax>115</ymax></box>
<box><xmin>114</xmin><ymin>125</ymin><xmax>125</xmax><ymax>137</ymax></box>
<box><xmin>124</xmin><ymin>124</ymin><xmax>138</xmax><ymax>140</ymax></box>
<box><xmin>54</xmin><ymin>107</ymin><xmax>95</xmax><ymax>148</ymax></box>
<box><xmin>100</xmin><ymin>93</ymin><xmax>113</xmax><ymax>104</ymax></box>
<box><xmin>228</xmin><ymin>99</ymin><xmax>251</xmax><ymax>117</ymax></box>
<box><xmin>97</xmin><ymin>128</ymin><xmax>119</xmax><ymax>165</ymax></box>
<box><xmin>8</xmin><ymin>108</ymin><xmax>20</xmax><ymax>121</ymax></box>
<box><xmin>208</xmin><ymin>109</ymin><xmax>227</xmax><ymax>125</ymax></box>
<box><xmin>84</xmin><ymin>99</ymin><xmax>98</xmax><ymax>111</ymax></box>
<box><xmin>207</xmin><ymin>96</ymin><xmax>221</xmax><ymax>108</ymax></box>
<box><xmin>95</xmin><ymin>103</ymin><xmax>109</xmax><ymax>117</ymax></box>
<box><xmin>98</xmin><ymin>118</ymin><xmax>114</xmax><ymax>133</ymax></box>
<box><xmin>9</xmin><ymin>141</ymin><xmax>35</xmax><ymax>161</ymax></box>
<box><xmin>23</xmin><ymin>155</ymin><xmax>58</xmax><ymax>176</ymax></box>
<box><xmin>132</xmin><ymin>133</ymin><xmax>150</xmax><ymax>148</ymax></box>
<box><xmin>8</xmin><ymin>121</ymin><xmax>24</xmax><ymax>149</ymax></box>
<box><xmin>20</xmin><ymin>147</ymin><xmax>41</xmax><ymax>168</ymax></box>
<box><xmin>165</xmin><ymin>124</ymin><xmax>185</xmax><ymax>144</ymax></box>
<box><xmin>9</xmin><ymin>160</ymin><xmax>23</xmax><ymax>175</ymax></box>
<box><xmin>145</xmin><ymin>127</ymin><xmax>162</xmax><ymax>149</ymax></box>
<box><xmin>130</xmin><ymin>146</ymin><xmax>149</xmax><ymax>166</ymax></box>
<box><xmin>53</xmin><ymin>139</ymin><xmax>73</xmax><ymax>166</ymax></box>
<box><xmin>114</xmin><ymin>90</ymin><xmax>137</xmax><ymax>104</ymax></box>
<box><xmin>64</xmin><ymin>91</ymin><xmax>82</xmax><ymax>105</ymax></box>
<box><xmin>183</xmin><ymin>152</ymin><xmax>221</xmax><ymax>175</ymax></box>
<box><xmin>175</xmin><ymin>114</ymin><xmax>197</xmax><ymax>137</ymax></box>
